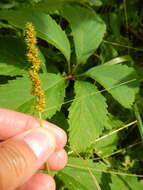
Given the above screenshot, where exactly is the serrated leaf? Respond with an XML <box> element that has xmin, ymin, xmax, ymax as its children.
<box><xmin>86</xmin><ymin>64</ymin><xmax>139</xmax><ymax>108</ymax></box>
<box><xmin>94</xmin><ymin>133</ymin><xmax>118</xmax><ymax>157</ymax></box>
<box><xmin>0</xmin><ymin>10</ymin><xmax>71</xmax><ymax>63</ymax></box>
<box><xmin>105</xmin><ymin>114</ymin><xmax>124</xmax><ymax>130</ymax></box>
<box><xmin>93</xmin><ymin>115</ymin><xmax>123</xmax><ymax>156</ymax></box>
<box><xmin>0</xmin><ymin>73</ymin><xmax>65</xmax><ymax>119</ymax></box>
<box><xmin>58</xmin><ymin>157</ymin><xmax>108</xmax><ymax>190</ymax></box>
<box><xmin>110</xmin><ymin>175</ymin><xmax>143</xmax><ymax>190</ymax></box>
<box><xmin>68</xmin><ymin>81</ymin><xmax>108</xmax><ymax>152</ymax></box>
<box><xmin>62</xmin><ymin>4</ymin><xmax>106</xmax><ymax>64</ymax></box>
<box><xmin>0</xmin><ymin>37</ymin><xmax>27</xmax><ymax>76</ymax></box>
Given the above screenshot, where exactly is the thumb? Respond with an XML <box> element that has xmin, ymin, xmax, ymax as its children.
<box><xmin>0</xmin><ymin>128</ymin><xmax>56</xmax><ymax>190</ymax></box>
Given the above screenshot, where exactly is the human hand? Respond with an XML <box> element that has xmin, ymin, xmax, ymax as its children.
<box><xmin>0</xmin><ymin>109</ymin><xmax>67</xmax><ymax>190</ymax></box>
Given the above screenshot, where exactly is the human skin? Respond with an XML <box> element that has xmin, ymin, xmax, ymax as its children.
<box><xmin>0</xmin><ymin>108</ymin><xmax>68</xmax><ymax>190</ymax></box>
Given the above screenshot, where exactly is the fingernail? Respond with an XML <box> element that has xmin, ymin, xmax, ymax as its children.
<box><xmin>23</xmin><ymin>128</ymin><xmax>56</xmax><ymax>160</ymax></box>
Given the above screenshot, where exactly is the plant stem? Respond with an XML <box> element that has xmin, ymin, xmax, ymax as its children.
<box><xmin>68</xmin><ymin>61</ymin><xmax>71</xmax><ymax>73</ymax></box>
<box><xmin>134</xmin><ymin>103</ymin><xmax>143</xmax><ymax>141</ymax></box>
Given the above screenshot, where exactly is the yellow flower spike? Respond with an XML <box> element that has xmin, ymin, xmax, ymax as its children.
<box><xmin>25</xmin><ymin>23</ymin><xmax>50</xmax><ymax>174</ymax></box>
<box><xmin>25</xmin><ymin>22</ymin><xmax>45</xmax><ymax>113</ymax></box>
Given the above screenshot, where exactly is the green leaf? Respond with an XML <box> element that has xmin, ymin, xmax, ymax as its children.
<box><xmin>129</xmin><ymin>144</ymin><xmax>143</xmax><ymax>161</ymax></box>
<box><xmin>105</xmin><ymin>114</ymin><xmax>124</xmax><ymax>130</ymax></box>
<box><xmin>0</xmin><ymin>10</ymin><xmax>71</xmax><ymax>63</ymax></box>
<box><xmin>62</xmin><ymin>4</ymin><xmax>106</xmax><ymax>64</ymax></box>
<box><xmin>94</xmin><ymin>133</ymin><xmax>118</xmax><ymax>157</ymax></box>
<box><xmin>58</xmin><ymin>157</ymin><xmax>108</xmax><ymax>190</ymax></box>
<box><xmin>0</xmin><ymin>37</ymin><xmax>46</xmax><ymax>76</ymax></box>
<box><xmin>86</xmin><ymin>64</ymin><xmax>139</xmax><ymax>108</ymax></box>
<box><xmin>32</xmin><ymin>0</ymin><xmax>68</xmax><ymax>13</ymax></box>
<box><xmin>68</xmin><ymin>81</ymin><xmax>108</xmax><ymax>152</ymax></box>
<box><xmin>110</xmin><ymin>175</ymin><xmax>143</xmax><ymax>190</ymax></box>
<box><xmin>0</xmin><ymin>73</ymin><xmax>65</xmax><ymax>119</ymax></box>
<box><xmin>93</xmin><ymin>115</ymin><xmax>123</xmax><ymax>157</ymax></box>
<box><xmin>104</xmin><ymin>55</ymin><xmax>134</xmax><ymax>66</ymax></box>
<box><xmin>0</xmin><ymin>37</ymin><xmax>27</xmax><ymax>76</ymax></box>
<box><xmin>81</xmin><ymin>0</ymin><xmax>103</xmax><ymax>7</ymax></box>
<box><xmin>134</xmin><ymin>103</ymin><xmax>143</xmax><ymax>141</ymax></box>
<box><xmin>58</xmin><ymin>158</ymin><xmax>143</xmax><ymax>190</ymax></box>
<box><xmin>32</xmin><ymin>0</ymin><xmax>79</xmax><ymax>13</ymax></box>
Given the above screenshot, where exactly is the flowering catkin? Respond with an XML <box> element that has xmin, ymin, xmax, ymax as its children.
<box><xmin>25</xmin><ymin>22</ymin><xmax>45</xmax><ymax>112</ymax></box>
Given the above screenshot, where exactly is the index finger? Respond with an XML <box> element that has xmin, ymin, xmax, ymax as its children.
<box><xmin>0</xmin><ymin>109</ymin><xmax>67</xmax><ymax>150</ymax></box>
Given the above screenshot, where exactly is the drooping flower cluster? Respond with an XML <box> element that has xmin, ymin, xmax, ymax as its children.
<box><xmin>25</xmin><ymin>22</ymin><xmax>45</xmax><ymax>112</ymax></box>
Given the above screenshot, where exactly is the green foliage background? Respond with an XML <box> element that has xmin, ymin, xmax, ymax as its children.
<box><xmin>0</xmin><ymin>0</ymin><xmax>143</xmax><ymax>189</ymax></box>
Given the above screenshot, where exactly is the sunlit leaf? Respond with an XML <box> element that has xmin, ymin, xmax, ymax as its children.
<box><xmin>110</xmin><ymin>175</ymin><xmax>143</xmax><ymax>190</ymax></box>
<box><xmin>0</xmin><ymin>10</ymin><xmax>71</xmax><ymax>63</ymax></box>
<box><xmin>86</xmin><ymin>64</ymin><xmax>139</xmax><ymax>108</ymax></box>
<box><xmin>68</xmin><ymin>80</ymin><xmax>108</xmax><ymax>152</ymax></box>
<box><xmin>0</xmin><ymin>73</ymin><xmax>65</xmax><ymax>119</ymax></box>
<box><xmin>58</xmin><ymin>157</ymin><xmax>108</xmax><ymax>190</ymax></box>
<box><xmin>62</xmin><ymin>4</ymin><xmax>106</xmax><ymax>64</ymax></box>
